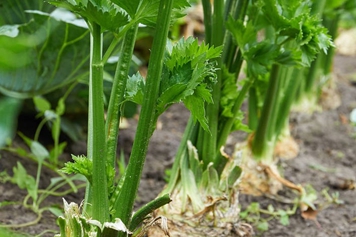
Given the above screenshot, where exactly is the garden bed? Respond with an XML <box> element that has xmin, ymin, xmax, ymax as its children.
<box><xmin>0</xmin><ymin>54</ymin><xmax>355</xmax><ymax>236</ymax></box>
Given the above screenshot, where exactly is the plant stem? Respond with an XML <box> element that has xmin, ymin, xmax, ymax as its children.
<box><xmin>248</xmin><ymin>86</ymin><xmax>259</xmax><ymax>130</ymax></box>
<box><xmin>252</xmin><ymin>64</ymin><xmax>280</xmax><ymax>162</ymax></box>
<box><xmin>33</xmin><ymin>161</ymin><xmax>42</xmax><ymax>210</ymax></box>
<box><xmin>129</xmin><ymin>194</ymin><xmax>171</xmax><ymax>231</ymax></box>
<box><xmin>201</xmin><ymin>0</ymin><xmax>212</xmax><ymax>43</ymax></box>
<box><xmin>163</xmin><ymin>117</ymin><xmax>197</xmax><ymax>194</ymax></box>
<box><xmin>200</xmin><ymin>0</ymin><xmax>224</xmax><ymax>167</ymax></box>
<box><xmin>102</xmin><ymin>21</ymin><xmax>138</xmax><ymax>64</ymax></box>
<box><xmin>86</xmin><ymin>22</ymin><xmax>109</xmax><ymax>223</ymax></box>
<box><xmin>215</xmin><ymin>79</ymin><xmax>252</xmax><ymax>172</ymax></box>
<box><xmin>113</xmin><ymin>0</ymin><xmax>174</xmax><ymax>228</ymax></box>
<box><xmin>105</xmin><ymin>24</ymin><xmax>138</xmax><ymax>168</ymax></box>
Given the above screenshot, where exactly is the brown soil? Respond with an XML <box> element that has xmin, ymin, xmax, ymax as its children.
<box><xmin>1</xmin><ymin>54</ymin><xmax>356</xmax><ymax>236</ymax></box>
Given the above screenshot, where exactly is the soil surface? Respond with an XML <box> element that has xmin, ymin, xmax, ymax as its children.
<box><xmin>0</xmin><ymin>54</ymin><xmax>356</xmax><ymax>237</ymax></box>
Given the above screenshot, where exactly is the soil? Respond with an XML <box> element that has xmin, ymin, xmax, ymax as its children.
<box><xmin>0</xmin><ymin>54</ymin><xmax>356</xmax><ymax>237</ymax></box>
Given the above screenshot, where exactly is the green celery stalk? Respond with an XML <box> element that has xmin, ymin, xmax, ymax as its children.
<box><xmin>252</xmin><ymin>64</ymin><xmax>281</xmax><ymax>163</ymax></box>
<box><xmin>105</xmin><ymin>25</ymin><xmax>139</xmax><ymax>168</ymax></box>
<box><xmin>86</xmin><ymin>22</ymin><xmax>109</xmax><ymax>223</ymax></box>
<box><xmin>199</xmin><ymin>0</ymin><xmax>224</xmax><ymax>167</ymax></box>
<box><xmin>113</xmin><ymin>0</ymin><xmax>174</xmax><ymax>228</ymax></box>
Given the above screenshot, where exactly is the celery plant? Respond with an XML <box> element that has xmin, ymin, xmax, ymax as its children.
<box><xmin>221</xmin><ymin>0</ymin><xmax>333</xmax><ymax>200</ymax></box>
<box><xmin>294</xmin><ymin>0</ymin><xmax>355</xmax><ymax>111</ymax></box>
<box><xmin>46</xmin><ymin>0</ymin><xmax>231</xmax><ymax>236</ymax></box>
<box><xmin>156</xmin><ymin>0</ymin><xmax>333</xmax><ymax>235</ymax></box>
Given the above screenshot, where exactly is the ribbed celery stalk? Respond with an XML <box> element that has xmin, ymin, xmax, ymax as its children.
<box><xmin>86</xmin><ymin>22</ymin><xmax>109</xmax><ymax>223</ymax></box>
<box><xmin>251</xmin><ymin>64</ymin><xmax>281</xmax><ymax>163</ymax></box>
<box><xmin>105</xmin><ymin>25</ymin><xmax>139</xmax><ymax>168</ymax></box>
<box><xmin>113</xmin><ymin>0</ymin><xmax>174</xmax><ymax>229</ymax></box>
<box><xmin>200</xmin><ymin>0</ymin><xmax>224</xmax><ymax>166</ymax></box>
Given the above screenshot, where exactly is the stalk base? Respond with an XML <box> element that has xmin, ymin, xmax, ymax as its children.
<box><xmin>319</xmin><ymin>74</ymin><xmax>341</xmax><ymax>111</ymax></box>
<box><xmin>274</xmin><ymin>134</ymin><xmax>299</xmax><ymax>160</ymax></box>
<box><xmin>146</xmin><ymin>189</ymin><xmax>253</xmax><ymax>237</ymax></box>
<box><xmin>235</xmin><ymin>142</ymin><xmax>283</xmax><ymax>196</ymax></box>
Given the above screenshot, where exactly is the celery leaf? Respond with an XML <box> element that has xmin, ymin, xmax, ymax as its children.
<box><xmin>48</xmin><ymin>0</ymin><xmax>129</xmax><ymax>32</ymax></box>
<box><xmin>62</xmin><ymin>155</ymin><xmax>93</xmax><ymax>183</ymax></box>
<box><xmin>125</xmin><ymin>72</ymin><xmax>145</xmax><ymax>105</ymax></box>
<box><xmin>157</xmin><ymin>37</ymin><xmax>221</xmax><ymax>131</ymax></box>
<box><xmin>112</xmin><ymin>0</ymin><xmax>189</xmax><ymax>26</ymax></box>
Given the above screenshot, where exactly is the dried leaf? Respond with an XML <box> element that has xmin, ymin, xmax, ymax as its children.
<box><xmin>301</xmin><ymin>206</ymin><xmax>321</xmax><ymax>229</ymax></box>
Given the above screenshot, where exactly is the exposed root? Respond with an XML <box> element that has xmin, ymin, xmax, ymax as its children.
<box><xmin>138</xmin><ymin>216</ymin><xmax>170</xmax><ymax>237</ymax></box>
<box><xmin>189</xmin><ymin>196</ymin><xmax>228</xmax><ymax>220</ymax></box>
<box><xmin>147</xmin><ymin>217</ymin><xmax>254</xmax><ymax>237</ymax></box>
<box><xmin>262</xmin><ymin>165</ymin><xmax>303</xmax><ymax>193</ymax></box>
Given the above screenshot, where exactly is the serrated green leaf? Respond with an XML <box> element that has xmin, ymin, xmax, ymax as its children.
<box><xmin>112</xmin><ymin>0</ymin><xmax>189</xmax><ymax>26</ymax></box>
<box><xmin>226</xmin><ymin>17</ymin><xmax>256</xmax><ymax>50</ymax></box>
<box><xmin>156</xmin><ymin>84</ymin><xmax>187</xmax><ymax>115</ymax></box>
<box><xmin>156</xmin><ymin>37</ymin><xmax>220</xmax><ymax>126</ymax></box>
<box><xmin>275</xmin><ymin>49</ymin><xmax>302</xmax><ymax>66</ymax></box>
<box><xmin>220</xmin><ymin>66</ymin><xmax>238</xmax><ymax>118</ymax></box>
<box><xmin>111</xmin><ymin>0</ymin><xmax>140</xmax><ymax>17</ymax></box>
<box><xmin>137</xmin><ymin>0</ymin><xmax>189</xmax><ymax>27</ymax></box>
<box><xmin>49</xmin><ymin>0</ymin><xmax>129</xmax><ymax>32</ymax></box>
<box><xmin>244</xmin><ymin>42</ymin><xmax>279</xmax><ymax>77</ymax></box>
<box><xmin>194</xmin><ymin>84</ymin><xmax>213</xmax><ymax>104</ymax></box>
<box><xmin>232</xmin><ymin>111</ymin><xmax>251</xmax><ymax>133</ymax></box>
<box><xmin>62</xmin><ymin>155</ymin><xmax>93</xmax><ymax>183</ymax></box>
<box><xmin>183</xmin><ymin>94</ymin><xmax>209</xmax><ymax>132</ymax></box>
<box><xmin>159</xmin><ymin>63</ymin><xmax>192</xmax><ymax>94</ymax></box>
<box><xmin>125</xmin><ymin>72</ymin><xmax>145</xmax><ymax>104</ymax></box>
<box><xmin>262</xmin><ymin>0</ymin><xmax>290</xmax><ymax>30</ymax></box>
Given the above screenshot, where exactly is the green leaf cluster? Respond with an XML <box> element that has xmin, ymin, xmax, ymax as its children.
<box><xmin>260</xmin><ymin>0</ymin><xmax>333</xmax><ymax>66</ymax></box>
<box><xmin>62</xmin><ymin>155</ymin><xmax>93</xmax><ymax>183</ymax></box>
<box><xmin>62</xmin><ymin>154</ymin><xmax>115</xmax><ymax>190</ymax></box>
<box><xmin>227</xmin><ymin>0</ymin><xmax>333</xmax><ymax>79</ymax></box>
<box><xmin>112</xmin><ymin>0</ymin><xmax>189</xmax><ymax>26</ymax></box>
<box><xmin>48</xmin><ymin>0</ymin><xmax>129</xmax><ymax>32</ymax></box>
<box><xmin>49</xmin><ymin>0</ymin><xmax>189</xmax><ymax>32</ymax></box>
<box><xmin>125</xmin><ymin>37</ymin><xmax>222</xmax><ymax>132</ymax></box>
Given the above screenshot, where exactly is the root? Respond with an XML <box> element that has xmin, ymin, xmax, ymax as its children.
<box><xmin>262</xmin><ymin>165</ymin><xmax>303</xmax><ymax>193</ymax></box>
